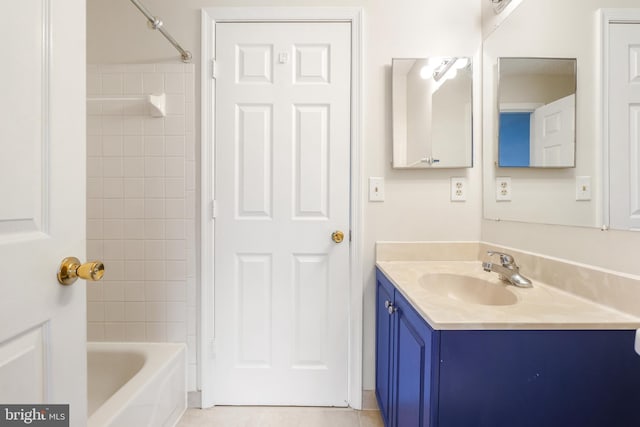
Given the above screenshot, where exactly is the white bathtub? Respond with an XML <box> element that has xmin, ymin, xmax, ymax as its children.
<box><xmin>87</xmin><ymin>342</ymin><xmax>187</xmax><ymax>427</ymax></box>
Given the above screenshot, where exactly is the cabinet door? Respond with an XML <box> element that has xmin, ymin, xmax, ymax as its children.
<box><xmin>376</xmin><ymin>272</ymin><xmax>396</xmax><ymax>426</ymax></box>
<box><xmin>393</xmin><ymin>291</ymin><xmax>439</xmax><ymax>427</ymax></box>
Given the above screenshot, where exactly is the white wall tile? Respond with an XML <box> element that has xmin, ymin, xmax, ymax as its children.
<box><xmin>124</xmin><ymin>178</ymin><xmax>144</xmax><ymax>199</ymax></box>
<box><xmin>165</xmin><ymin>199</ymin><xmax>185</xmax><ymax>219</ymax></box>
<box><xmin>123</xmin><ymin>136</ymin><xmax>144</xmax><ymax>156</ymax></box>
<box><xmin>125</xmin><ymin>302</ymin><xmax>146</xmax><ymax>322</ymax></box>
<box><xmin>103</xmin><ymin>220</ymin><xmax>124</xmax><ymax>239</ymax></box>
<box><xmin>166</xmin><ymin>94</ymin><xmax>186</xmax><ymax>115</ymax></box>
<box><xmin>124</xmin><ymin>157</ymin><xmax>145</xmax><ymax>177</ymax></box>
<box><xmin>87</xmin><ymin>302</ymin><xmax>105</xmax><ymax>322</ymax></box>
<box><xmin>124</xmin><ymin>219</ymin><xmax>145</xmax><ymax>239</ymax></box>
<box><xmin>87</xmin><ymin>64</ymin><xmax>196</xmax><ymax>390</ymax></box>
<box><xmin>103</xmin><ymin>282</ymin><xmax>125</xmax><ymax>301</ymax></box>
<box><xmin>145</xmin><ymin>261</ymin><xmax>166</xmax><ymax>281</ymax></box>
<box><xmin>123</xmin><ymin>117</ymin><xmax>144</xmax><ymax>135</ymax></box>
<box><xmin>103</xmin><ymin>240</ymin><xmax>124</xmax><ymax>260</ymax></box>
<box><xmin>165</xmin><ymin>158</ymin><xmax>184</xmax><ymax>177</ymax></box>
<box><xmin>144</xmin><ymin>220</ymin><xmax>165</xmax><ymax>239</ymax></box>
<box><xmin>166</xmin><ymin>281</ymin><xmax>186</xmax><ymax>302</ymax></box>
<box><xmin>145</xmin><ymin>157</ymin><xmax>165</xmax><ymax>177</ymax></box>
<box><xmin>125</xmin><ymin>260</ymin><xmax>145</xmax><ymax>281</ymax></box>
<box><xmin>166</xmin><ymin>240</ymin><xmax>186</xmax><ymax>260</ymax></box>
<box><xmin>165</xmin><ymin>136</ymin><xmax>185</xmax><ymax>156</ymax></box>
<box><xmin>123</xmin><ymin>73</ymin><xmax>143</xmax><ymax>94</ymax></box>
<box><xmin>166</xmin><ymin>302</ymin><xmax>186</xmax><ymax>322</ymax></box>
<box><xmin>164</xmin><ymin>73</ymin><xmax>185</xmax><ymax>93</ymax></box>
<box><xmin>105</xmin><ymin>302</ymin><xmax>125</xmax><ymax>321</ymax></box>
<box><xmin>146</xmin><ymin>302</ymin><xmax>166</xmax><ymax>321</ymax></box>
<box><xmin>145</xmin><ymin>177</ymin><xmax>165</xmax><ymax>198</ymax></box>
<box><xmin>87</xmin><ymin>323</ymin><xmax>105</xmax><ymax>341</ymax></box>
<box><xmin>103</xmin><ymin>198</ymin><xmax>123</xmax><ymax>218</ymax></box>
<box><xmin>145</xmin><ymin>283</ymin><xmax>167</xmax><ymax>302</ymax></box>
<box><xmin>145</xmin><ymin>240</ymin><xmax>165</xmax><ymax>260</ymax></box>
<box><xmin>103</xmin><ymin>178</ymin><xmax>124</xmax><ymax>198</ymax></box>
<box><xmin>103</xmin><ymin>158</ymin><xmax>123</xmax><ymax>177</ymax></box>
<box><xmin>143</xmin><ymin>72</ymin><xmax>164</xmax><ymax>93</ymax></box>
<box><xmin>102</xmin><ymin>73</ymin><xmax>123</xmax><ymax>95</ymax></box>
<box><xmin>124</xmin><ymin>199</ymin><xmax>145</xmax><ymax>219</ymax></box>
<box><xmin>165</xmin><ymin>178</ymin><xmax>185</xmax><ymax>198</ymax></box>
<box><xmin>144</xmin><ymin>136</ymin><xmax>164</xmax><ymax>156</ymax></box>
<box><xmin>104</xmin><ymin>260</ymin><xmax>124</xmax><ymax>281</ymax></box>
<box><xmin>104</xmin><ymin>323</ymin><xmax>125</xmax><ymax>341</ymax></box>
<box><xmin>165</xmin><ymin>220</ymin><xmax>185</xmax><ymax>239</ymax></box>
<box><xmin>124</xmin><ymin>322</ymin><xmax>146</xmax><ymax>341</ymax></box>
<box><xmin>87</xmin><ymin>220</ymin><xmax>103</xmax><ymax>240</ymax></box>
<box><xmin>164</xmin><ymin>116</ymin><xmax>185</xmax><ymax>135</ymax></box>
<box><xmin>124</xmin><ymin>240</ymin><xmax>145</xmax><ymax>260</ymax></box>
<box><xmin>125</xmin><ymin>282</ymin><xmax>145</xmax><ymax>301</ymax></box>
<box><xmin>145</xmin><ymin>323</ymin><xmax>166</xmax><ymax>341</ymax></box>
<box><xmin>102</xmin><ymin>116</ymin><xmax>123</xmax><ymax>135</ymax></box>
<box><xmin>167</xmin><ymin>322</ymin><xmax>187</xmax><ymax>342</ymax></box>
<box><xmin>87</xmin><ymin>199</ymin><xmax>103</xmax><ymax>219</ymax></box>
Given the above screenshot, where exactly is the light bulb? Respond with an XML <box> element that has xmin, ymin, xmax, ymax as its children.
<box><xmin>420</xmin><ymin>65</ymin><xmax>435</xmax><ymax>79</ymax></box>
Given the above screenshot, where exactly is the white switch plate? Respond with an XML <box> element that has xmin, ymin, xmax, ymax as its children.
<box><xmin>576</xmin><ymin>176</ymin><xmax>592</xmax><ymax>201</ymax></box>
<box><xmin>496</xmin><ymin>177</ymin><xmax>512</xmax><ymax>201</ymax></box>
<box><xmin>369</xmin><ymin>177</ymin><xmax>385</xmax><ymax>202</ymax></box>
<box><xmin>450</xmin><ymin>177</ymin><xmax>467</xmax><ymax>202</ymax></box>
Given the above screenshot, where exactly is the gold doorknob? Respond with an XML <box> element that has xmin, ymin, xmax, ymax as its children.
<box><xmin>331</xmin><ymin>230</ymin><xmax>345</xmax><ymax>244</ymax></box>
<box><xmin>57</xmin><ymin>257</ymin><xmax>105</xmax><ymax>286</ymax></box>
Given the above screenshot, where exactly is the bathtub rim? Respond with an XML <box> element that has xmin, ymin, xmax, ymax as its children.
<box><xmin>87</xmin><ymin>341</ymin><xmax>187</xmax><ymax>427</ymax></box>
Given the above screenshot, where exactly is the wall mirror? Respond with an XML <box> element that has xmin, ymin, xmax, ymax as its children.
<box><xmin>481</xmin><ymin>0</ymin><xmax>611</xmax><ymax>229</ymax></box>
<box><xmin>392</xmin><ymin>57</ymin><xmax>473</xmax><ymax>169</ymax></box>
<box><xmin>498</xmin><ymin>57</ymin><xmax>576</xmax><ymax>168</ymax></box>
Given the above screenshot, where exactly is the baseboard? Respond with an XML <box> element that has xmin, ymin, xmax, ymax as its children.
<box><xmin>188</xmin><ymin>391</ymin><xmax>202</xmax><ymax>408</ymax></box>
<box><xmin>361</xmin><ymin>390</ymin><xmax>379</xmax><ymax>411</ymax></box>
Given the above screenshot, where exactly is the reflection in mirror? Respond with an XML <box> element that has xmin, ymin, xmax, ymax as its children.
<box><xmin>497</xmin><ymin>58</ymin><xmax>576</xmax><ymax>168</ymax></box>
<box><xmin>392</xmin><ymin>57</ymin><xmax>473</xmax><ymax>168</ymax></box>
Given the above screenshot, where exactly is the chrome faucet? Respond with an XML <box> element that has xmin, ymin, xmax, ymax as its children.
<box><xmin>482</xmin><ymin>251</ymin><xmax>532</xmax><ymax>288</ymax></box>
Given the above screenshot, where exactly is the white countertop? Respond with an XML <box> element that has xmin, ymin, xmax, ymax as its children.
<box><xmin>377</xmin><ymin>261</ymin><xmax>640</xmax><ymax>330</ymax></box>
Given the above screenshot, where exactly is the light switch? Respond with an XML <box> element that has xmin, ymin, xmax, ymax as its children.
<box><xmin>369</xmin><ymin>177</ymin><xmax>385</xmax><ymax>202</ymax></box>
<box><xmin>576</xmin><ymin>176</ymin><xmax>592</xmax><ymax>201</ymax></box>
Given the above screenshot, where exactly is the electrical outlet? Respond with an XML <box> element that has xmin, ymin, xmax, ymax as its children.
<box><xmin>450</xmin><ymin>177</ymin><xmax>467</xmax><ymax>202</ymax></box>
<box><xmin>496</xmin><ymin>177</ymin><xmax>512</xmax><ymax>201</ymax></box>
<box><xmin>369</xmin><ymin>177</ymin><xmax>385</xmax><ymax>202</ymax></box>
<box><xmin>576</xmin><ymin>176</ymin><xmax>592</xmax><ymax>201</ymax></box>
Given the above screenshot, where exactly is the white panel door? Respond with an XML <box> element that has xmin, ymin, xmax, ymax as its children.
<box><xmin>530</xmin><ymin>94</ymin><xmax>575</xmax><ymax>167</ymax></box>
<box><xmin>214</xmin><ymin>22</ymin><xmax>351</xmax><ymax>406</ymax></box>
<box><xmin>0</xmin><ymin>0</ymin><xmax>87</xmax><ymax>424</ymax></box>
<box><xmin>610</xmin><ymin>23</ymin><xmax>640</xmax><ymax>230</ymax></box>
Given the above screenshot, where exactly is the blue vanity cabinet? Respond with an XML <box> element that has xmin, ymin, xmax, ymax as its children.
<box><xmin>376</xmin><ymin>267</ymin><xmax>640</xmax><ymax>427</ymax></box>
<box><xmin>376</xmin><ymin>269</ymin><xmax>440</xmax><ymax>427</ymax></box>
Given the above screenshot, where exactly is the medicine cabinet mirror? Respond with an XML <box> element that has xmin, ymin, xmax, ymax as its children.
<box><xmin>497</xmin><ymin>57</ymin><xmax>576</xmax><ymax>168</ymax></box>
<box><xmin>392</xmin><ymin>57</ymin><xmax>473</xmax><ymax>169</ymax></box>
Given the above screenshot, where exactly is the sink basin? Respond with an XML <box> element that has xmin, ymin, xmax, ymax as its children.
<box><xmin>419</xmin><ymin>273</ymin><xmax>517</xmax><ymax>306</ymax></box>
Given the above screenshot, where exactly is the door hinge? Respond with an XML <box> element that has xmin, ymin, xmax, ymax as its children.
<box><xmin>211</xmin><ymin>59</ymin><xmax>217</xmax><ymax>79</ymax></box>
<box><xmin>349</xmin><ymin>230</ymin><xmax>352</xmax><ymax>242</ymax></box>
<box><xmin>211</xmin><ymin>200</ymin><xmax>217</xmax><ymax>219</ymax></box>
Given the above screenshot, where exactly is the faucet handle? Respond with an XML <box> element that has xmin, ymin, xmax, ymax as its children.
<box><xmin>487</xmin><ymin>251</ymin><xmax>515</xmax><ymax>266</ymax></box>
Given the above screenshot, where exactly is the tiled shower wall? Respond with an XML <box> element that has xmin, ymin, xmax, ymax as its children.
<box><xmin>85</xmin><ymin>63</ymin><xmax>197</xmax><ymax>390</ymax></box>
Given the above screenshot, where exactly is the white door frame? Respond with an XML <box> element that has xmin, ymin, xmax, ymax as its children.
<box><xmin>200</xmin><ymin>7</ymin><xmax>364</xmax><ymax>409</ymax></box>
<box><xmin>600</xmin><ymin>9</ymin><xmax>640</xmax><ymax>228</ymax></box>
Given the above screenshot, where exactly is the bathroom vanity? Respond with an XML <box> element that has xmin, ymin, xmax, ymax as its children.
<box><xmin>376</xmin><ymin>260</ymin><xmax>640</xmax><ymax>427</ymax></box>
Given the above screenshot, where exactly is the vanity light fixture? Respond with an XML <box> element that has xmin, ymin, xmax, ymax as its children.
<box><xmin>491</xmin><ymin>0</ymin><xmax>512</xmax><ymax>14</ymax></box>
<box><xmin>420</xmin><ymin>57</ymin><xmax>468</xmax><ymax>82</ymax></box>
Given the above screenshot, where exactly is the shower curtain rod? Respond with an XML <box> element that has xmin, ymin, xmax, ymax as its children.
<box><xmin>128</xmin><ymin>0</ymin><xmax>192</xmax><ymax>63</ymax></box>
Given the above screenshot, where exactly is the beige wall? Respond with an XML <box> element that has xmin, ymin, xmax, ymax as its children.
<box><xmin>88</xmin><ymin>0</ymin><xmax>483</xmax><ymax>391</ymax></box>
<box><xmin>481</xmin><ymin>0</ymin><xmax>640</xmax><ymax>275</ymax></box>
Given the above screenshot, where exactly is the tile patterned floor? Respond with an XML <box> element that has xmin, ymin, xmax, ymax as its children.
<box><xmin>177</xmin><ymin>406</ymin><xmax>384</xmax><ymax>427</ymax></box>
